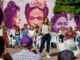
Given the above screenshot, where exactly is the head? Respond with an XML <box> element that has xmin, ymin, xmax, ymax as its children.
<box><xmin>21</xmin><ymin>36</ymin><xmax>33</xmax><ymax>50</ymax></box>
<box><xmin>25</xmin><ymin>3</ymin><xmax>48</xmax><ymax>27</ymax></box>
<box><xmin>0</xmin><ymin>8</ymin><xmax>3</xmax><ymax>25</ymax></box>
<box><xmin>75</xmin><ymin>26</ymin><xmax>78</xmax><ymax>31</ymax></box>
<box><xmin>0</xmin><ymin>37</ymin><xmax>5</xmax><ymax>57</ymax></box>
<box><xmin>51</xmin><ymin>12</ymin><xmax>68</xmax><ymax>33</ymax></box>
<box><xmin>16</xmin><ymin>26</ymin><xmax>20</xmax><ymax>32</ymax></box>
<box><xmin>58</xmin><ymin>50</ymin><xmax>75</xmax><ymax>60</ymax></box>
<box><xmin>75</xmin><ymin>13</ymin><xmax>80</xmax><ymax>28</ymax></box>
<box><xmin>35</xmin><ymin>25</ymin><xmax>39</xmax><ymax>30</ymax></box>
<box><xmin>43</xmin><ymin>17</ymin><xmax>49</xmax><ymax>24</ymax></box>
<box><xmin>24</xmin><ymin>24</ymin><xmax>28</xmax><ymax>29</ymax></box>
<box><xmin>29</xmin><ymin>25</ymin><xmax>34</xmax><ymax>30</ymax></box>
<box><xmin>61</xmin><ymin>26</ymin><xmax>65</xmax><ymax>31</ymax></box>
<box><xmin>13</xmin><ymin>25</ymin><xmax>16</xmax><ymax>29</ymax></box>
<box><xmin>68</xmin><ymin>27</ymin><xmax>73</xmax><ymax>32</ymax></box>
<box><xmin>3</xmin><ymin>25</ymin><xmax>7</xmax><ymax>32</ymax></box>
<box><xmin>4</xmin><ymin>1</ymin><xmax>20</xmax><ymax>29</ymax></box>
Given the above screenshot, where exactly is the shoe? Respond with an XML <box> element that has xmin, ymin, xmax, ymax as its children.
<box><xmin>46</xmin><ymin>55</ymin><xmax>51</xmax><ymax>58</ymax></box>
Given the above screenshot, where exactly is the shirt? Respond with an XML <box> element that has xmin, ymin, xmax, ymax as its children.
<box><xmin>23</xmin><ymin>29</ymin><xmax>28</xmax><ymax>37</ymax></box>
<box><xmin>0</xmin><ymin>29</ymin><xmax>3</xmax><ymax>36</ymax></box>
<box><xmin>12</xmin><ymin>50</ymin><xmax>43</xmax><ymax>60</ymax></box>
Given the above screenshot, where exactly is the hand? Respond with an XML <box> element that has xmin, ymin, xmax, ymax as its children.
<box><xmin>33</xmin><ymin>40</ymin><xmax>36</xmax><ymax>43</ymax></box>
<box><xmin>32</xmin><ymin>50</ymin><xmax>37</xmax><ymax>54</ymax></box>
<box><xmin>4</xmin><ymin>48</ymin><xmax>8</xmax><ymax>55</ymax></box>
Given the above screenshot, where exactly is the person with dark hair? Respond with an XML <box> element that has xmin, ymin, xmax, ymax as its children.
<box><xmin>51</xmin><ymin>12</ymin><xmax>68</xmax><ymax>33</ymax></box>
<box><xmin>14</xmin><ymin>26</ymin><xmax>21</xmax><ymax>47</ymax></box>
<box><xmin>64</xmin><ymin>27</ymin><xmax>76</xmax><ymax>50</ymax></box>
<box><xmin>58</xmin><ymin>26</ymin><xmax>66</xmax><ymax>42</ymax></box>
<box><xmin>39</xmin><ymin>17</ymin><xmax>51</xmax><ymax>58</ymax></box>
<box><xmin>25</xmin><ymin>0</ymin><xmax>49</xmax><ymax>27</ymax></box>
<box><xmin>4</xmin><ymin>1</ymin><xmax>20</xmax><ymax>29</ymax></box>
<box><xmin>0</xmin><ymin>37</ymin><xmax>12</xmax><ymax>60</ymax></box>
<box><xmin>0</xmin><ymin>8</ymin><xmax>3</xmax><ymax>25</ymax></box>
<box><xmin>58</xmin><ymin>50</ymin><xmax>80</xmax><ymax>60</ymax></box>
<box><xmin>12</xmin><ymin>36</ymin><xmax>42</xmax><ymax>60</ymax></box>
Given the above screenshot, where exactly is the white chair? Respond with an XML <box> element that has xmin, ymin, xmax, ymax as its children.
<box><xmin>8</xmin><ymin>35</ymin><xmax>16</xmax><ymax>47</ymax></box>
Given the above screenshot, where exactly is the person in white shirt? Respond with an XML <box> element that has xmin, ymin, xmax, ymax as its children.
<box><xmin>58</xmin><ymin>26</ymin><xmax>66</xmax><ymax>42</ymax></box>
<box><xmin>0</xmin><ymin>25</ymin><xmax>3</xmax><ymax>36</ymax></box>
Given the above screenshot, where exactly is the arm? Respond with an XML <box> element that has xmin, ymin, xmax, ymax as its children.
<box><xmin>4</xmin><ymin>48</ymin><xmax>12</xmax><ymax>60</ymax></box>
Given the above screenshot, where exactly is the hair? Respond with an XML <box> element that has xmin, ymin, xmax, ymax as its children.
<box><xmin>3</xmin><ymin>1</ymin><xmax>20</xmax><ymax>29</ymax></box>
<box><xmin>68</xmin><ymin>27</ymin><xmax>73</xmax><ymax>33</ymax></box>
<box><xmin>25</xmin><ymin>3</ymin><xmax>49</xmax><ymax>25</ymax></box>
<box><xmin>51</xmin><ymin>12</ymin><xmax>68</xmax><ymax>26</ymax></box>
<box><xmin>74</xmin><ymin>13</ymin><xmax>80</xmax><ymax>28</ymax></box>
<box><xmin>3</xmin><ymin>25</ymin><xmax>7</xmax><ymax>32</ymax></box>
<box><xmin>0</xmin><ymin>37</ymin><xmax>5</xmax><ymax>56</ymax></box>
<box><xmin>16</xmin><ymin>26</ymin><xmax>20</xmax><ymax>32</ymax></box>
<box><xmin>35</xmin><ymin>25</ymin><xmax>39</xmax><ymax>29</ymax></box>
<box><xmin>29</xmin><ymin>25</ymin><xmax>34</xmax><ymax>30</ymax></box>
<box><xmin>43</xmin><ymin>17</ymin><xmax>49</xmax><ymax>25</ymax></box>
<box><xmin>58</xmin><ymin>50</ymin><xmax>75</xmax><ymax>60</ymax></box>
<box><xmin>0</xmin><ymin>8</ymin><xmax>3</xmax><ymax>25</ymax></box>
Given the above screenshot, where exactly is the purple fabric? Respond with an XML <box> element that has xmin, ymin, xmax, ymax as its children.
<box><xmin>21</xmin><ymin>36</ymin><xmax>33</xmax><ymax>47</ymax></box>
<box><xmin>0</xmin><ymin>8</ymin><xmax>3</xmax><ymax>25</ymax></box>
<box><xmin>75</xmin><ymin>13</ymin><xmax>80</xmax><ymax>28</ymax></box>
<box><xmin>3</xmin><ymin>1</ymin><xmax>20</xmax><ymax>29</ymax></box>
<box><xmin>51</xmin><ymin>12</ymin><xmax>68</xmax><ymax>33</ymax></box>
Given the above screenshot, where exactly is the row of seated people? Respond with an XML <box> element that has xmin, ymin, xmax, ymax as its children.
<box><xmin>0</xmin><ymin>23</ymin><xmax>80</xmax><ymax>51</ymax></box>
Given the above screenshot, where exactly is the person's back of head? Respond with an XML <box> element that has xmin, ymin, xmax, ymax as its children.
<box><xmin>0</xmin><ymin>37</ymin><xmax>5</xmax><ymax>56</ymax></box>
<box><xmin>58</xmin><ymin>50</ymin><xmax>75</xmax><ymax>60</ymax></box>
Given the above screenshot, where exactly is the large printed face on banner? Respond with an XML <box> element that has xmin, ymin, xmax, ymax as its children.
<box><xmin>75</xmin><ymin>13</ymin><xmax>80</xmax><ymax>28</ymax></box>
<box><xmin>51</xmin><ymin>12</ymin><xmax>68</xmax><ymax>33</ymax></box>
<box><xmin>25</xmin><ymin>0</ymin><xmax>48</xmax><ymax>27</ymax></box>
<box><xmin>3</xmin><ymin>1</ymin><xmax>20</xmax><ymax>29</ymax></box>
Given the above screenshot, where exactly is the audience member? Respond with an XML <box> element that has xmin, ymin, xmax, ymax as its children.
<box><xmin>77</xmin><ymin>27</ymin><xmax>80</xmax><ymax>49</ymax></box>
<box><xmin>22</xmin><ymin>24</ymin><xmax>28</xmax><ymax>37</ymax></box>
<box><xmin>0</xmin><ymin>37</ymin><xmax>12</xmax><ymax>60</ymax></box>
<box><xmin>58</xmin><ymin>26</ymin><xmax>66</xmax><ymax>42</ymax></box>
<box><xmin>3</xmin><ymin>25</ymin><xmax>9</xmax><ymax>48</ymax></box>
<box><xmin>14</xmin><ymin>26</ymin><xmax>21</xmax><ymax>46</ymax></box>
<box><xmin>64</xmin><ymin>27</ymin><xmax>76</xmax><ymax>51</ymax></box>
<box><xmin>58</xmin><ymin>50</ymin><xmax>80</xmax><ymax>60</ymax></box>
<box><xmin>12</xmin><ymin>36</ymin><xmax>42</xmax><ymax>60</ymax></box>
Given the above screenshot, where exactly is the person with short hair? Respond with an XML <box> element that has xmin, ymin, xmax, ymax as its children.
<box><xmin>12</xmin><ymin>36</ymin><xmax>42</xmax><ymax>60</ymax></box>
<box><xmin>58</xmin><ymin>50</ymin><xmax>80</xmax><ymax>60</ymax></box>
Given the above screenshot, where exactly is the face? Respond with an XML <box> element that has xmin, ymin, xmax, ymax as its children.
<box><xmin>54</xmin><ymin>17</ymin><xmax>68</xmax><ymax>32</ymax></box>
<box><xmin>44</xmin><ymin>18</ymin><xmax>48</xmax><ymax>23</ymax></box>
<box><xmin>28</xmin><ymin>8</ymin><xmax>44</xmax><ymax>27</ymax></box>
<box><xmin>13</xmin><ymin>10</ymin><xmax>21</xmax><ymax>27</ymax></box>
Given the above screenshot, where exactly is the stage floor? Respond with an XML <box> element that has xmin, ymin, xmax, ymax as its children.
<box><xmin>7</xmin><ymin>48</ymin><xmax>80</xmax><ymax>60</ymax></box>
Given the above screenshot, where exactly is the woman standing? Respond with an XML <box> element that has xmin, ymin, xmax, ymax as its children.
<box><xmin>39</xmin><ymin>17</ymin><xmax>51</xmax><ymax>58</ymax></box>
